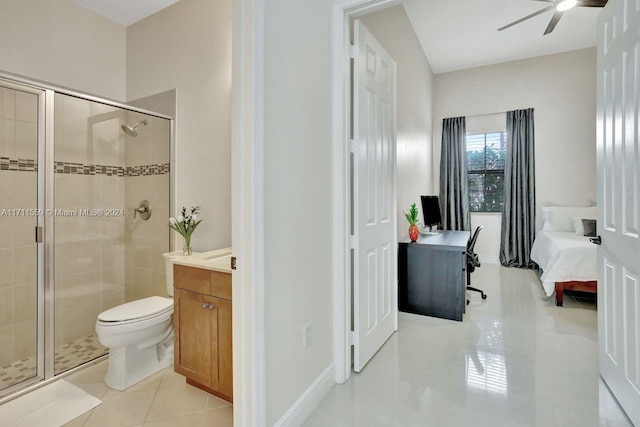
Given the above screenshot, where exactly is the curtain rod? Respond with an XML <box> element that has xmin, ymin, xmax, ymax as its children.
<box><xmin>467</xmin><ymin>111</ymin><xmax>507</xmax><ymax>118</ymax></box>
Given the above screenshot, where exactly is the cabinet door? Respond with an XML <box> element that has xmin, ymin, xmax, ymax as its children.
<box><xmin>211</xmin><ymin>296</ymin><xmax>233</xmax><ymax>398</ymax></box>
<box><xmin>174</xmin><ymin>288</ymin><xmax>214</xmax><ymax>388</ymax></box>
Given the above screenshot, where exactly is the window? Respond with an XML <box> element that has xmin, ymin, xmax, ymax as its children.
<box><xmin>467</xmin><ymin>132</ymin><xmax>506</xmax><ymax>212</ymax></box>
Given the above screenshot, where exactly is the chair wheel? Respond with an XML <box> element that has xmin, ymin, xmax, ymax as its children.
<box><xmin>482</xmin><ymin>294</ymin><xmax>487</xmax><ymax>300</ymax></box>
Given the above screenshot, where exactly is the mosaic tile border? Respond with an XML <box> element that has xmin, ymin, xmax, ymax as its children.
<box><xmin>0</xmin><ymin>157</ymin><xmax>170</xmax><ymax>177</ymax></box>
<box><xmin>0</xmin><ymin>157</ymin><xmax>37</xmax><ymax>172</ymax></box>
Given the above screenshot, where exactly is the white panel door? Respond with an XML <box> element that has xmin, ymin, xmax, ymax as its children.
<box><xmin>596</xmin><ymin>0</ymin><xmax>640</xmax><ymax>423</ymax></box>
<box><xmin>352</xmin><ymin>19</ymin><xmax>397</xmax><ymax>372</ymax></box>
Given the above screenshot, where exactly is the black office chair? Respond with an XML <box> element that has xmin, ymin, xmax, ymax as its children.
<box><xmin>466</xmin><ymin>226</ymin><xmax>487</xmax><ymax>305</ymax></box>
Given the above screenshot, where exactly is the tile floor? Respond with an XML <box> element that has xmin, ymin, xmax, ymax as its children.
<box><xmin>304</xmin><ymin>264</ymin><xmax>632</xmax><ymax>427</ymax></box>
<box><xmin>62</xmin><ymin>361</ymin><xmax>233</xmax><ymax>426</ymax></box>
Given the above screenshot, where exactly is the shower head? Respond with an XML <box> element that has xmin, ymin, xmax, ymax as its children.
<box><xmin>121</xmin><ymin>119</ymin><xmax>147</xmax><ymax>137</ymax></box>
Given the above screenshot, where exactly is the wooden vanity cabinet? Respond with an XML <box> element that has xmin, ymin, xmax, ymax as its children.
<box><xmin>173</xmin><ymin>264</ymin><xmax>233</xmax><ymax>402</ymax></box>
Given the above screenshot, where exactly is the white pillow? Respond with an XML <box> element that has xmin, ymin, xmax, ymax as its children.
<box><xmin>540</xmin><ymin>206</ymin><xmax>597</xmax><ymax>232</ymax></box>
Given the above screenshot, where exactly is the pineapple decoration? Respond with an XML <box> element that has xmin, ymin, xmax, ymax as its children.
<box><xmin>404</xmin><ymin>203</ymin><xmax>420</xmax><ymax>242</ymax></box>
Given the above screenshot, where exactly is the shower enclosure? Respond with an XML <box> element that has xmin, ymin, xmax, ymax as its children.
<box><xmin>0</xmin><ymin>74</ymin><xmax>172</xmax><ymax>399</ymax></box>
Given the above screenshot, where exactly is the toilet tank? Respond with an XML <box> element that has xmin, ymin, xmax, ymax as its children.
<box><xmin>163</xmin><ymin>251</ymin><xmax>184</xmax><ymax>296</ymax></box>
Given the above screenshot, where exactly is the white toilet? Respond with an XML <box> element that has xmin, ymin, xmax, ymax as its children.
<box><xmin>95</xmin><ymin>251</ymin><xmax>183</xmax><ymax>390</ymax></box>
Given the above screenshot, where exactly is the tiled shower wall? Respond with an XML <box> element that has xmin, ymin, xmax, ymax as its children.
<box><xmin>54</xmin><ymin>94</ymin><xmax>126</xmax><ymax>349</ymax></box>
<box><xmin>0</xmin><ymin>88</ymin><xmax>38</xmax><ymax>366</ymax></box>
<box><xmin>124</xmin><ymin>111</ymin><xmax>171</xmax><ymax>301</ymax></box>
<box><xmin>53</xmin><ymin>97</ymin><xmax>171</xmax><ymax>348</ymax></box>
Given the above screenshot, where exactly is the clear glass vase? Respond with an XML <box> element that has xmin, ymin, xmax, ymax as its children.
<box><xmin>183</xmin><ymin>236</ymin><xmax>192</xmax><ymax>256</ymax></box>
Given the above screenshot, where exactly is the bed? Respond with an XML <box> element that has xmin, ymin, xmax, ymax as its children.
<box><xmin>530</xmin><ymin>206</ymin><xmax>598</xmax><ymax>306</ymax></box>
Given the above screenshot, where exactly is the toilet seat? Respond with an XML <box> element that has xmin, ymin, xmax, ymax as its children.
<box><xmin>98</xmin><ymin>296</ymin><xmax>173</xmax><ymax>325</ymax></box>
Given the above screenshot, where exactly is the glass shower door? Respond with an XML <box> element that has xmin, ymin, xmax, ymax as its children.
<box><xmin>0</xmin><ymin>81</ymin><xmax>42</xmax><ymax>394</ymax></box>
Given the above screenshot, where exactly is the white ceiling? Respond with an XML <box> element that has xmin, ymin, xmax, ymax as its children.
<box><xmin>73</xmin><ymin>0</ymin><xmax>181</xmax><ymax>27</ymax></box>
<box><xmin>72</xmin><ymin>0</ymin><xmax>601</xmax><ymax>73</ymax></box>
<box><xmin>403</xmin><ymin>0</ymin><xmax>603</xmax><ymax>74</ymax></box>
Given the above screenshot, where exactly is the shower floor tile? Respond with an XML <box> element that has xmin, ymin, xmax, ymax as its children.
<box><xmin>54</xmin><ymin>334</ymin><xmax>107</xmax><ymax>374</ymax></box>
<box><xmin>0</xmin><ymin>334</ymin><xmax>107</xmax><ymax>391</ymax></box>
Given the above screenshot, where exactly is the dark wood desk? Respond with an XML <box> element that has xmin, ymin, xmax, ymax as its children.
<box><xmin>398</xmin><ymin>231</ymin><xmax>470</xmax><ymax>321</ymax></box>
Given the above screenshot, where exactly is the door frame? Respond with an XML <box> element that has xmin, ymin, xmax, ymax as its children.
<box><xmin>231</xmin><ymin>0</ymin><xmax>266</xmax><ymax>425</ymax></box>
<box><xmin>230</xmin><ymin>0</ymin><xmax>404</xmax><ymax>423</ymax></box>
<box><xmin>330</xmin><ymin>0</ymin><xmax>403</xmax><ymax>383</ymax></box>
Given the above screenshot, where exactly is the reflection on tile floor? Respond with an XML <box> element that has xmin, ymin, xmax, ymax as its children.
<box><xmin>304</xmin><ymin>264</ymin><xmax>632</xmax><ymax>427</ymax></box>
<box><xmin>62</xmin><ymin>361</ymin><xmax>233</xmax><ymax>427</ymax></box>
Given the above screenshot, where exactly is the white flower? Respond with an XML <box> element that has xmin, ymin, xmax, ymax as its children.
<box><xmin>192</xmin><ymin>214</ymin><xmax>197</xmax><ymax>221</ymax></box>
<box><xmin>177</xmin><ymin>215</ymin><xmax>184</xmax><ymax>223</ymax></box>
<box><xmin>169</xmin><ymin>217</ymin><xmax>176</xmax><ymax>225</ymax></box>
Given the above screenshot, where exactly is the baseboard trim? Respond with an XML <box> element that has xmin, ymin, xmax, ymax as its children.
<box><xmin>274</xmin><ymin>363</ymin><xmax>335</xmax><ymax>427</ymax></box>
<box><xmin>480</xmin><ymin>255</ymin><xmax>500</xmax><ymax>265</ymax></box>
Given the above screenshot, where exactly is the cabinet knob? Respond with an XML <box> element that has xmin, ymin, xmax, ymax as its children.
<box><xmin>209</xmin><ymin>303</ymin><xmax>216</xmax><ymax>310</ymax></box>
<box><xmin>202</xmin><ymin>303</ymin><xmax>208</xmax><ymax>309</ymax></box>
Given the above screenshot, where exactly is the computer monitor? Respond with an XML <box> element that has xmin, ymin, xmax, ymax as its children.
<box><xmin>421</xmin><ymin>195</ymin><xmax>442</xmax><ymax>233</ymax></box>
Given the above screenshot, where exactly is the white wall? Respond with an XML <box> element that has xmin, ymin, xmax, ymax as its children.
<box><xmin>360</xmin><ymin>5</ymin><xmax>435</xmax><ymax>239</ymax></box>
<box><xmin>0</xmin><ymin>0</ymin><xmax>126</xmax><ymax>101</ymax></box>
<box><xmin>126</xmin><ymin>0</ymin><xmax>232</xmax><ymax>252</ymax></box>
<box><xmin>433</xmin><ymin>48</ymin><xmax>597</xmax><ymax>261</ymax></box>
<box><xmin>263</xmin><ymin>0</ymin><xmax>335</xmax><ymax>424</ymax></box>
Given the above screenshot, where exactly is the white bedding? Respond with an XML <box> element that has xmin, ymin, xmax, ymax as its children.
<box><xmin>530</xmin><ymin>231</ymin><xmax>598</xmax><ymax>297</ymax></box>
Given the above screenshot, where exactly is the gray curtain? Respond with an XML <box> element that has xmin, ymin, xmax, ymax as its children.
<box><xmin>500</xmin><ymin>108</ymin><xmax>536</xmax><ymax>268</ymax></box>
<box><xmin>439</xmin><ymin>116</ymin><xmax>470</xmax><ymax>231</ymax></box>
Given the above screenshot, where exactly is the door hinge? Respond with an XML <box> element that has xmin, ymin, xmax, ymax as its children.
<box><xmin>349</xmin><ymin>45</ymin><xmax>357</xmax><ymax>59</ymax></box>
<box><xmin>349</xmin><ymin>139</ymin><xmax>357</xmax><ymax>153</ymax></box>
<box><xmin>349</xmin><ymin>235</ymin><xmax>357</xmax><ymax>249</ymax></box>
<box><xmin>231</xmin><ymin>256</ymin><xmax>237</xmax><ymax>270</ymax></box>
<box><xmin>348</xmin><ymin>331</ymin><xmax>355</xmax><ymax>346</ymax></box>
<box><xmin>35</xmin><ymin>226</ymin><xmax>43</xmax><ymax>243</ymax></box>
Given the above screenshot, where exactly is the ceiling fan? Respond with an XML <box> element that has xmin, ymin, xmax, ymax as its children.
<box><xmin>498</xmin><ymin>0</ymin><xmax>608</xmax><ymax>35</ymax></box>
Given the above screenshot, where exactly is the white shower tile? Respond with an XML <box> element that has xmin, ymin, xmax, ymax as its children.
<box><xmin>12</xmin><ymin>281</ymin><xmax>36</xmax><ymax>322</ymax></box>
<box><xmin>62</xmin><ymin>270</ymin><xmax>102</xmax><ymax>310</ymax></box>
<box><xmin>0</xmin><ymin>247</ymin><xmax>15</xmax><ymax>286</ymax></box>
<box><xmin>0</xmin><ymin>287</ymin><xmax>15</xmax><ymax>326</ymax></box>
<box><xmin>12</xmin><ymin>216</ymin><xmax>37</xmax><ymax>247</ymax></box>
<box><xmin>151</xmin><ymin>238</ymin><xmax>170</xmax><ymax>274</ymax></box>
<box><xmin>61</xmin><ymin>239</ymin><xmax>101</xmax><ymax>276</ymax></box>
<box><xmin>125</xmin><ymin>237</ymin><xmax>152</xmax><ymax>270</ymax></box>
<box><xmin>12</xmin><ymin>319</ymin><xmax>36</xmax><ymax>361</ymax></box>
<box><xmin>14</xmin><ymin>91</ymin><xmax>37</xmax><ymax>124</ymax></box>
<box><xmin>0</xmin><ymin>325</ymin><xmax>14</xmax><ymax>366</ymax></box>
<box><xmin>92</xmin><ymin>117</ymin><xmax>121</xmax><ymax>166</ymax></box>
<box><xmin>59</xmin><ymin>94</ymin><xmax>90</xmax><ymax>132</ymax></box>
<box><xmin>102</xmin><ymin>237</ymin><xmax>125</xmax><ymax>269</ymax></box>
<box><xmin>0</xmin><ymin>87</ymin><xmax>16</xmax><ymax>120</ymax></box>
<box><xmin>12</xmin><ymin>245</ymin><xmax>36</xmax><ymax>284</ymax></box>
<box><xmin>13</xmin><ymin>121</ymin><xmax>37</xmax><ymax>160</ymax></box>
<box><xmin>62</xmin><ymin>301</ymin><xmax>101</xmax><ymax>343</ymax></box>
<box><xmin>0</xmin><ymin>118</ymin><xmax>16</xmax><ymax>158</ymax></box>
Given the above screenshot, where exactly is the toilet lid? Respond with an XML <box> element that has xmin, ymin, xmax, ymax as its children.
<box><xmin>98</xmin><ymin>296</ymin><xmax>173</xmax><ymax>322</ymax></box>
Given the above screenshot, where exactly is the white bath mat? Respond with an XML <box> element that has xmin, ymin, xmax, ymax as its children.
<box><xmin>0</xmin><ymin>379</ymin><xmax>102</xmax><ymax>427</ymax></box>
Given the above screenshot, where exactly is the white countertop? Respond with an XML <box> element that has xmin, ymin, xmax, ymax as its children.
<box><xmin>171</xmin><ymin>247</ymin><xmax>233</xmax><ymax>273</ymax></box>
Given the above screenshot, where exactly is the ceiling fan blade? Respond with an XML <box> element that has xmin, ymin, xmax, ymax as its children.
<box><xmin>498</xmin><ymin>5</ymin><xmax>556</xmax><ymax>31</ymax></box>
<box><xmin>544</xmin><ymin>10</ymin><xmax>564</xmax><ymax>35</ymax></box>
<box><xmin>576</xmin><ymin>0</ymin><xmax>608</xmax><ymax>7</ymax></box>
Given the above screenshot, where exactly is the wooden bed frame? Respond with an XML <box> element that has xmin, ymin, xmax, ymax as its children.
<box><xmin>555</xmin><ymin>281</ymin><xmax>597</xmax><ymax>306</ymax></box>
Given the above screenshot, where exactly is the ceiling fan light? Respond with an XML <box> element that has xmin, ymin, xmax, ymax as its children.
<box><xmin>556</xmin><ymin>0</ymin><xmax>577</xmax><ymax>12</ymax></box>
